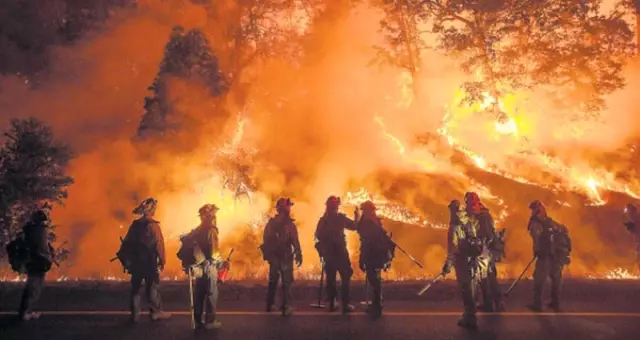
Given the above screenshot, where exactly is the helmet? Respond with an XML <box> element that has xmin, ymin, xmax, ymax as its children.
<box><xmin>325</xmin><ymin>196</ymin><xmax>341</xmax><ymax>207</ymax></box>
<box><xmin>276</xmin><ymin>197</ymin><xmax>294</xmax><ymax>210</ymax></box>
<box><xmin>464</xmin><ymin>192</ymin><xmax>480</xmax><ymax>204</ymax></box>
<box><xmin>133</xmin><ymin>197</ymin><xmax>158</xmax><ymax>215</ymax></box>
<box><xmin>360</xmin><ymin>200</ymin><xmax>376</xmax><ymax>211</ymax></box>
<box><xmin>31</xmin><ymin>210</ymin><xmax>49</xmax><ymax>223</ymax></box>
<box><xmin>448</xmin><ymin>199</ymin><xmax>460</xmax><ymax>210</ymax></box>
<box><xmin>529</xmin><ymin>200</ymin><xmax>546</xmax><ymax>216</ymax></box>
<box><xmin>199</xmin><ymin>204</ymin><xmax>219</xmax><ymax>217</ymax></box>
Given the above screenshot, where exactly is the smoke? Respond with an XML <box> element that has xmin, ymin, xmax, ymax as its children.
<box><xmin>0</xmin><ymin>1</ymin><xmax>639</xmax><ymax>280</ymax></box>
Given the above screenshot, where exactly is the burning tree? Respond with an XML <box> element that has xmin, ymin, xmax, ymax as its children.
<box><xmin>375</xmin><ymin>0</ymin><xmax>428</xmax><ymax>98</ymax></box>
<box><xmin>429</xmin><ymin>0</ymin><xmax>635</xmax><ymax>114</ymax></box>
<box><xmin>0</xmin><ymin>118</ymin><xmax>74</xmax><ymax>252</ymax></box>
<box><xmin>137</xmin><ymin>26</ymin><xmax>229</xmax><ymax>140</ymax></box>
<box><xmin>377</xmin><ymin>0</ymin><xmax>636</xmax><ymax>117</ymax></box>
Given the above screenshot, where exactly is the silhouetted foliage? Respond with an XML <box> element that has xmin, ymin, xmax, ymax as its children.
<box><xmin>0</xmin><ymin>118</ymin><xmax>74</xmax><ymax>251</ymax></box>
<box><xmin>137</xmin><ymin>27</ymin><xmax>229</xmax><ymax>139</ymax></box>
<box><xmin>376</xmin><ymin>0</ymin><xmax>636</xmax><ymax>116</ymax></box>
<box><xmin>374</xmin><ymin>0</ymin><xmax>427</xmax><ymax>96</ymax></box>
<box><xmin>0</xmin><ymin>0</ymin><xmax>135</xmax><ymax>81</ymax></box>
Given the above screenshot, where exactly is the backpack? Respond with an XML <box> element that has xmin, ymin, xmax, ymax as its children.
<box><xmin>550</xmin><ymin>221</ymin><xmax>572</xmax><ymax>265</ymax></box>
<box><xmin>6</xmin><ymin>234</ymin><xmax>29</xmax><ymax>274</ymax></box>
<box><xmin>116</xmin><ymin>221</ymin><xmax>156</xmax><ymax>273</ymax></box>
<box><xmin>176</xmin><ymin>233</ymin><xmax>206</xmax><ymax>270</ymax></box>
<box><xmin>261</xmin><ymin>217</ymin><xmax>291</xmax><ymax>261</ymax></box>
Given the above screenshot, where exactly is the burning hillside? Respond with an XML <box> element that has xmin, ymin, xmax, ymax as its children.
<box><xmin>1</xmin><ymin>1</ymin><xmax>639</xmax><ymax>281</ymax></box>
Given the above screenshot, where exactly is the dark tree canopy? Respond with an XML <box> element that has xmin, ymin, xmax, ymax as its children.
<box><xmin>0</xmin><ymin>118</ymin><xmax>74</xmax><ymax>249</ymax></box>
<box><xmin>0</xmin><ymin>0</ymin><xmax>135</xmax><ymax>81</ymax></box>
<box><xmin>375</xmin><ymin>0</ymin><xmax>636</xmax><ymax>116</ymax></box>
<box><xmin>137</xmin><ymin>26</ymin><xmax>229</xmax><ymax>140</ymax></box>
<box><xmin>375</xmin><ymin>0</ymin><xmax>427</xmax><ymax>96</ymax></box>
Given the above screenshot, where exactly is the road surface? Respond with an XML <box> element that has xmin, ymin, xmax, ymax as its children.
<box><xmin>0</xmin><ymin>280</ymin><xmax>638</xmax><ymax>339</ymax></box>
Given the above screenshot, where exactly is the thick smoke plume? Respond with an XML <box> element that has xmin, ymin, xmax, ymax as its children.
<box><xmin>1</xmin><ymin>1</ymin><xmax>639</xmax><ymax>280</ymax></box>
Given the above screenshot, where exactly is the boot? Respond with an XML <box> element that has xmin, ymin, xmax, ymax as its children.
<box><xmin>342</xmin><ymin>304</ymin><xmax>355</xmax><ymax>314</ymax></box>
<box><xmin>150</xmin><ymin>311</ymin><xmax>172</xmax><ymax>321</ymax></box>
<box><xmin>266</xmin><ymin>304</ymin><xmax>276</xmax><ymax>312</ymax></box>
<box><xmin>204</xmin><ymin>320</ymin><xmax>222</xmax><ymax>330</ymax></box>
<box><xmin>21</xmin><ymin>312</ymin><xmax>41</xmax><ymax>322</ymax></box>
<box><xmin>547</xmin><ymin>302</ymin><xmax>561</xmax><ymax>312</ymax></box>
<box><xmin>457</xmin><ymin>317</ymin><xmax>478</xmax><ymax>330</ymax></box>
<box><xmin>328</xmin><ymin>299</ymin><xmax>337</xmax><ymax>312</ymax></box>
<box><xmin>282</xmin><ymin>305</ymin><xmax>294</xmax><ymax>316</ymax></box>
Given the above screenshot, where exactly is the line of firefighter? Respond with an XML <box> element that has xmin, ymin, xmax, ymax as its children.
<box><xmin>11</xmin><ymin>194</ymin><xmax>640</xmax><ymax>330</ymax></box>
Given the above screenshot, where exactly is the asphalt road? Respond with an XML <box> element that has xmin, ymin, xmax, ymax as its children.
<box><xmin>0</xmin><ymin>280</ymin><xmax>639</xmax><ymax>339</ymax></box>
<box><xmin>1</xmin><ymin>312</ymin><xmax>640</xmax><ymax>340</ymax></box>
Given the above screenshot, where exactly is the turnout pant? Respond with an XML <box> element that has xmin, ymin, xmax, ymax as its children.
<box><xmin>130</xmin><ymin>269</ymin><xmax>162</xmax><ymax>316</ymax></box>
<box><xmin>325</xmin><ymin>252</ymin><xmax>353</xmax><ymax>307</ymax></box>
<box><xmin>19</xmin><ymin>271</ymin><xmax>46</xmax><ymax>317</ymax></box>
<box><xmin>365</xmin><ymin>267</ymin><xmax>383</xmax><ymax>309</ymax></box>
<box><xmin>194</xmin><ymin>266</ymin><xmax>218</xmax><ymax>324</ymax></box>
<box><xmin>267</xmin><ymin>260</ymin><xmax>294</xmax><ymax>310</ymax></box>
<box><xmin>533</xmin><ymin>256</ymin><xmax>563</xmax><ymax>307</ymax></box>
<box><xmin>455</xmin><ymin>261</ymin><xmax>477</xmax><ymax>322</ymax></box>
<box><xmin>480</xmin><ymin>262</ymin><xmax>502</xmax><ymax>310</ymax></box>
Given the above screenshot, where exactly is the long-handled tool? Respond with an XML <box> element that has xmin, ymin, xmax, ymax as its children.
<box><xmin>310</xmin><ymin>263</ymin><xmax>326</xmax><ymax>308</ymax></box>
<box><xmin>417</xmin><ymin>273</ymin><xmax>445</xmax><ymax>296</ymax></box>
<box><xmin>384</xmin><ymin>231</ymin><xmax>423</xmax><ymax>269</ymax></box>
<box><xmin>504</xmin><ymin>256</ymin><xmax>537</xmax><ymax>297</ymax></box>
<box><xmin>217</xmin><ymin>248</ymin><xmax>235</xmax><ymax>283</ymax></box>
<box><xmin>188</xmin><ymin>267</ymin><xmax>196</xmax><ymax>330</ymax></box>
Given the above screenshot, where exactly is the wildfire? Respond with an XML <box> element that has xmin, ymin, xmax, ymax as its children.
<box><xmin>438</xmin><ymin>89</ymin><xmax>640</xmax><ymax>206</ymax></box>
<box><xmin>344</xmin><ymin>188</ymin><xmax>447</xmax><ymax>230</ymax></box>
<box><xmin>588</xmin><ymin>268</ymin><xmax>640</xmax><ymax>280</ymax></box>
<box><xmin>373</xmin><ymin>116</ymin><xmax>438</xmax><ymax>172</ymax></box>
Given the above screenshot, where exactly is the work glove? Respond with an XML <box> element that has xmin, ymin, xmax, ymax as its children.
<box><xmin>441</xmin><ymin>262</ymin><xmax>451</xmax><ymax>275</ymax></box>
<box><xmin>222</xmin><ymin>260</ymin><xmax>231</xmax><ymax>270</ymax></box>
<box><xmin>295</xmin><ymin>254</ymin><xmax>303</xmax><ymax>267</ymax></box>
<box><xmin>359</xmin><ymin>259</ymin><xmax>366</xmax><ymax>272</ymax></box>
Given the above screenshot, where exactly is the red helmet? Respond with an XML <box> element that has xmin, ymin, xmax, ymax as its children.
<box><xmin>360</xmin><ymin>200</ymin><xmax>376</xmax><ymax>211</ymax></box>
<box><xmin>464</xmin><ymin>192</ymin><xmax>480</xmax><ymax>205</ymax></box>
<box><xmin>325</xmin><ymin>196</ymin><xmax>341</xmax><ymax>207</ymax></box>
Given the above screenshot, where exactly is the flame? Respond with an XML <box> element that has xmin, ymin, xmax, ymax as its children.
<box><xmin>438</xmin><ymin>88</ymin><xmax>640</xmax><ymax>206</ymax></box>
<box><xmin>588</xmin><ymin>267</ymin><xmax>640</xmax><ymax>280</ymax></box>
<box><xmin>344</xmin><ymin>188</ymin><xmax>447</xmax><ymax>230</ymax></box>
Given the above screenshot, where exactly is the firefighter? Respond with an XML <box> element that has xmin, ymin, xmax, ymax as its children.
<box><xmin>17</xmin><ymin>207</ymin><xmax>55</xmax><ymax>321</ymax></box>
<box><xmin>120</xmin><ymin>198</ymin><xmax>171</xmax><ymax>322</ymax></box>
<box><xmin>357</xmin><ymin>200</ymin><xmax>395</xmax><ymax>318</ymax></box>
<box><xmin>314</xmin><ymin>195</ymin><xmax>359</xmax><ymax>313</ymax></box>
<box><xmin>183</xmin><ymin>204</ymin><xmax>228</xmax><ymax>329</ymax></box>
<box><xmin>464</xmin><ymin>192</ymin><xmax>504</xmax><ymax>312</ymax></box>
<box><xmin>527</xmin><ymin>200</ymin><xmax>572</xmax><ymax>312</ymax></box>
<box><xmin>624</xmin><ymin>203</ymin><xmax>640</xmax><ymax>272</ymax></box>
<box><xmin>442</xmin><ymin>202</ymin><xmax>488</xmax><ymax>330</ymax></box>
<box><xmin>261</xmin><ymin>198</ymin><xmax>302</xmax><ymax>316</ymax></box>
